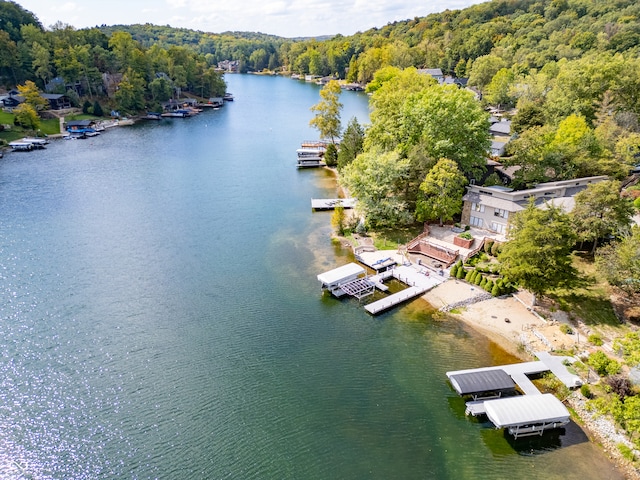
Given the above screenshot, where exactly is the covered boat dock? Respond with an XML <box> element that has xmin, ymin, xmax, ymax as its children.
<box><xmin>317</xmin><ymin>263</ymin><xmax>367</xmax><ymax>298</ymax></box>
<box><xmin>484</xmin><ymin>393</ymin><xmax>570</xmax><ymax>438</ymax></box>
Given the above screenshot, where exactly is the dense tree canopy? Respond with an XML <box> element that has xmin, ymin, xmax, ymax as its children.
<box><xmin>415</xmin><ymin>158</ymin><xmax>467</xmax><ymax>226</ymax></box>
<box><xmin>571</xmin><ymin>180</ymin><xmax>635</xmax><ymax>253</ymax></box>
<box><xmin>498</xmin><ymin>200</ymin><xmax>578</xmax><ymax>299</ymax></box>
<box><xmin>595</xmin><ymin>226</ymin><xmax>640</xmax><ymax>295</ymax></box>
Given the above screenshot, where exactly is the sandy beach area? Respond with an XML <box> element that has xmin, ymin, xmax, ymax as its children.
<box><xmin>422</xmin><ymin>279</ymin><xmax>581</xmax><ymax>357</ymax></box>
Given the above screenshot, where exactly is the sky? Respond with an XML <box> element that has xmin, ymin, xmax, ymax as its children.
<box><xmin>15</xmin><ymin>0</ymin><xmax>487</xmax><ymax>38</ymax></box>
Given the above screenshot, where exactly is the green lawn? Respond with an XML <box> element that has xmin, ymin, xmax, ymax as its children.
<box><xmin>0</xmin><ymin>111</ymin><xmax>60</xmax><ymax>143</ymax></box>
<box><xmin>549</xmin><ymin>253</ymin><xmax>621</xmax><ymax>327</ymax></box>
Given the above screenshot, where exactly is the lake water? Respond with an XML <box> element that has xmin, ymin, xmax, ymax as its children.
<box><xmin>0</xmin><ymin>74</ymin><xmax>623</xmax><ymax>479</ymax></box>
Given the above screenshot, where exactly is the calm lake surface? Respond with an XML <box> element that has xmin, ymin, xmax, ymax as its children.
<box><xmin>0</xmin><ymin>75</ymin><xmax>623</xmax><ymax>479</ymax></box>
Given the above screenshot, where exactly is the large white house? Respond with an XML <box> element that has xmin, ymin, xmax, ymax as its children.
<box><xmin>461</xmin><ymin>176</ymin><xmax>608</xmax><ymax>237</ymax></box>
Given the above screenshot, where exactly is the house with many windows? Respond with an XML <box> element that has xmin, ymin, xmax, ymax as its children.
<box><xmin>461</xmin><ymin>176</ymin><xmax>608</xmax><ymax>237</ymax></box>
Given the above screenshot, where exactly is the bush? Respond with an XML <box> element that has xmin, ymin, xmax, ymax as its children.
<box><xmin>605</xmin><ymin>375</ymin><xmax>633</xmax><ymax>400</ymax></box>
<box><xmin>458</xmin><ymin>232</ymin><xmax>473</xmax><ymax>240</ymax></box>
<box><xmin>587</xmin><ymin>351</ymin><xmax>621</xmax><ymax>377</ymax></box>
<box><xmin>82</xmin><ymin>100</ymin><xmax>92</xmax><ymax>114</ymax></box>
<box><xmin>484</xmin><ymin>239</ymin><xmax>494</xmax><ymax>254</ymax></box>
<box><xmin>474</xmin><ymin>273</ymin><xmax>483</xmax><ymax>285</ymax></box>
<box><xmin>465</xmin><ymin>269</ymin><xmax>474</xmax><ymax>282</ymax></box>
<box><xmin>491</xmin><ymin>241</ymin><xmax>501</xmax><ymax>256</ymax></box>
<box><xmin>479</xmin><ymin>277</ymin><xmax>487</xmax><ymax>288</ymax></box>
<box><xmin>559</xmin><ymin>324</ymin><xmax>573</xmax><ymax>335</ymax></box>
<box><xmin>588</xmin><ymin>333</ymin><xmax>603</xmax><ymax>346</ymax></box>
<box><xmin>617</xmin><ymin>444</ymin><xmax>636</xmax><ymax>462</ymax></box>
<box><xmin>450</xmin><ymin>265</ymin><xmax>458</xmax><ymax>277</ymax></box>
<box><xmin>484</xmin><ymin>279</ymin><xmax>493</xmax><ymax>292</ymax></box>
<box><xmin>456</xmin><ymin>267</ymin><xmax>466</xmax><ymax>279</ymax></box>
<box><xmin>580</xmin><ymin>384</ymin><xmax>593</xmax><ymax>399</ymax></box>
<box><xmin>491</xmin><ymin>283</ymin><xmax>500</xmax><ymax>296</ymax></box>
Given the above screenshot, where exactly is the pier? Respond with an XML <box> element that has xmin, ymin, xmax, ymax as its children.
<box><xmin>311</xmin><ymin>198</ymin><xmax>356</xmax><ymax>210</ymax></box>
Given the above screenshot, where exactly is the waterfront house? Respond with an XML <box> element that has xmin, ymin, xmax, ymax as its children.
<box><xmin>418</xmin><ymin>68</ymin><xmax>444</xmax><ymax>83</ymax></box>
<box><xmin>461</xmin><ymin>176</ymin><xmax>608</xmax><ymax>236</ymax></box>
<box><xmin>2</xmin><ymin>93</ymin><xmax>71</xmax><ymax>111</ymax></box>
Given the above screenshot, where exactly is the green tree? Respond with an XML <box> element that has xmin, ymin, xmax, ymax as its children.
<box><xmin>484</xmin><ymin>68</ymin><xmax>515</xmax><ymax>108</ymax></box>
<box><xmin>595</xmin><ymin>226</ymin><xmax>640</xmax><ymax>295</ymax></box>
<box><xmin>340</xmin><ymin>148</ymin><xmax>413</xmax><ymax>228</ymax></box>
<box><xmin>396</xmin><ymin>84</ymin><xmax>490</xmax><ymax>175</ymax></box>
<box><xmin>17</xmin><ymin>80</ymin><xmax>48</xmax><ymax>111</ymax></box>
<box><xmin>93</xmin><ymin>100</ymin><xmax>104</xmax><ymax>117</ymax></box>
<box><xmin>115</xmin><ymin>68</ymin><xmax>146</xmax><ymax>112</ymax></box>
<box><xmin>498</xmin><ymin>199</ymin><xmax>577</xmax><ymax>303</ymax></box>
<box><xmin>331</xmin><ymin>204</ymin><xmax>346</xmax><ymax>236</ymax></box>
<box><xmin>13</xmin><ymin>103</ymin><xmax>40</xmax><ymax>130</ymax></box>
<box><xmin>324</xmin><ymin>143</ymin><xmax>338</xmax><ymax>167</ymax></box>
<box><xmin>309</xmin><ymin>80</ymin><xmax>342</xmax><ymax>144</ymax></box>
<box><xmin>337</xmin><ymin>117</ymin><xmax>364</xmax><ymax>172</ymax></box>
<box><xmin>571</xmin><ymin>180</ymin><xmax>635</xmax><ymax>253</ymax></box>
<box><xmin>31</xmin><ymin>41</ymin><xmax>52</xmax><ymax>86</ymax></box>
<box><xmin>149</xmin><ymin>77</ymin><xmax>173</xmax><ymax>102</ymax></box>
<box><xmin>415</xmin><ymin>158</ymin><xmax>467</xmax><ymax>226</ymax></box>
<box><xmin>468</xmin><ymin>54</ymin><xmax>506</xmax><ymax>91</ymax></box>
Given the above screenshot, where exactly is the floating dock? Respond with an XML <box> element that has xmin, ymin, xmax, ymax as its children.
<box><xmin>311</xmin><ymin>198</ymin><xmax>356</xmax><ymax>210</ymax></box>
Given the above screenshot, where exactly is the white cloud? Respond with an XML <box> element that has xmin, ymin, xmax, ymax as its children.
<box><xmin>19</xmin><ymin>0</ymin><xmax>489</xmax><ymax>38</ymax></box>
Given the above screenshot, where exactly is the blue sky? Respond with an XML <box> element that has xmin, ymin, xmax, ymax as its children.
<box><xmin>16</xmin><ymin>0</ymin><xmax>487</xmax><ymax>38</ymax></box>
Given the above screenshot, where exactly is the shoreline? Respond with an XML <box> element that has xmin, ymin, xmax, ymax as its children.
<box><xmin>421</xmin><ymin>278</ymin><xmax>640</xmax><ymax>479</ymax></box>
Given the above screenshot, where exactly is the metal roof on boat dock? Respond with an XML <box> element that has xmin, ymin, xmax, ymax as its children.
<box><xmin>484</xmin><ymin>393</ymin><xmax>570</xmax><ymax>428</ymax></box>
<box><xmin>448</xmin><ymin>369</ymin><xmax>516</xmax><ymax>396</ymax></box>
<box><xmin>317</xmin><ymin>263</ymin><xmax>365</xmax><ymax>288</ymax></box>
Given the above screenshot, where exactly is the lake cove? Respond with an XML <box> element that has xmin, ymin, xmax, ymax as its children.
<box><xmin>0</xmin><ymin>74</ymin><xmax>624</xmax><ymax>479</ymax></box>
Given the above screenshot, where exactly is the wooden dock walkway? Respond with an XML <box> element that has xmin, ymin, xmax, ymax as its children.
<box><xmin>311</xmin><ymin>198</ymin><xmax>356</xmax><ymax>210</ymax></box>
<box><xmin>364</xmin><ymin>265</ymin><xmax>443</xmax><ymax>315</ymax></box>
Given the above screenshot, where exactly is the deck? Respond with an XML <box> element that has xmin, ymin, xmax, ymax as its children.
<box><xmin>364</xmin><ymin>265</ymin><xmax>444</xmax><ymax>315</ymax></box>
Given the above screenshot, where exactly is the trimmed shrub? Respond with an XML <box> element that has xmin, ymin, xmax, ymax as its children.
<box><xmin>474</xmin><ymin>273</ymin><xmax>483</xmax><ymax>285</ymax></box>
<box><xmin>491</xmin><ymin>283</ymin><xmax>500</xmax><ymax>296</ymax></box>
<box><xmin>588</xmin><ymin>351</ymin><xmax>621</xmax><ymax>377</ymax></box>
<box><xmin>465</xmin><ymin>269</ymin><xmax>474</xmax><ymax>282</ymax></box>
<box><xmin>580</xmin><ymin>384</ymin><xmax>592</xmax><ymax>399</ymax></box>
<box><xmin>588</xmin><ymin>333</ymin><xmax>603</xmax><ymax>346</ymax></box>
<box><xmin>480</xmin><ymin>277</ymin><xmax>487</xmax><ymax>288</ymax></box>
<box><xmin>456</xmin><ymin>267</ymin><xmax>466</xmax><ymax>279</ymax></box>
<box><xmin>484</xmin><ymin>279</ymin><xmax>494</xmax><ymax>292</ymax></box>
<box><xmin>491</xmin><ymin>242</ymin><xmax>500</xmax><ymax>256</ymax></box>
<box><xmin>450</xmin><ymin>265</ymin><xmax>458</xmax><ymax>278</ymax></box>
<box><xmin>484</xmin><ymin>239</ymin><xmax>494</xmax><ymax>254</ymax></box>
<box><xmin>559</xmin><ymin>324</ymin><xmax>573</xmax><ymax>335</ymax></box>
